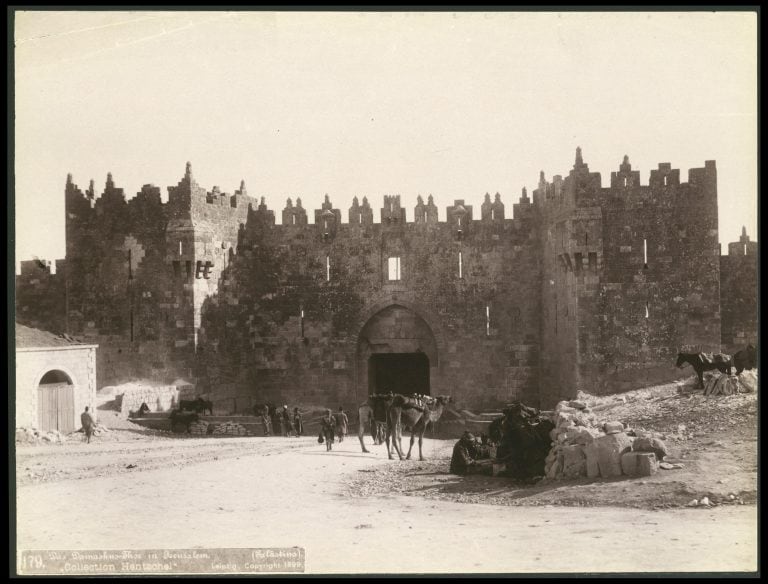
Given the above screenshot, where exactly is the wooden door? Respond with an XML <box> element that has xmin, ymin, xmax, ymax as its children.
<box><xmin>38</xmin><ymin>386</ymin><xmax>58</xmax><ymax>432</ymax></box>
<box><xmin>38</xmin><ymin>382</ymin><xmax>75</xmax><ymax>433</ymax></box>
<box><xmin>56</xmin><ymin>384</ymin><xmax>75</xmax><ymax>433</ymax></box>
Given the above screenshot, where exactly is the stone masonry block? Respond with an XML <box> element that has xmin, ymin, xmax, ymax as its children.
<box><xmin>595</xmin><ymin>432</ymin><xmax>633</xmax><ymax>478</ymax></box>
<box><xmin>620</xmin><ymin>451</ymin><xmax>658</xmax><ymax>477</ymax></box>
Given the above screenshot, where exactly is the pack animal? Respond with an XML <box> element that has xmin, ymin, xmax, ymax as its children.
<box><xmin>358</xmin><ymin>393</ymin><xmax>398</xmax><ymax>454</ymax></box>
<box><xmin>676</xmin><ymin>352</ymin><xmax>733</xmax><ymax>389</ymax></box>
<box><xmin>732</xmin><ymin>344</ymin><xmax>757</xmax><ymax>375</ymax></box>
<box><xmin>495</xmin><ymin>402</ymin><xmax>554</xmax><ymax>479</ymax></box>
<box><xmin>385</xmin><ymin>394</ymin><xmax>453</xmax><ymax>461</ymax></box>
<box><xmin>179</xmin><ymin>397</ymin><xmax>213</xmax><ymax>415</ymax></box>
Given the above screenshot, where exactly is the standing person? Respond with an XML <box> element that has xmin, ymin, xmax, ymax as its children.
<box><xmin>81</xmin><ymin>406</ymin><xmax>95</xmax><ymax>444</ymax></box>
<box><xmin>320</xmin><ymin>409</ymin><xmax>336</xmax><ymax>451</ymax></box>
<box><xmin>281</xmin><ymin>405</ymin><xmax>294</xmax><ymax>437</ymax></box>
<box><xmin>272</xmin><ymin>407</ymin><xmax>283</xmax><ymax>438</ymax></box>
<box><xmin>258</xmin><ymin>404</ymin><xmax>272</xmax><ymax>436</ymax></box>
<box><xmin>335</xmin><ymin>406</ymin><xmax>349</xmax><ymax>443</ymax></box>
<box><xmin>293</xmin><ymin>407</ymin><xmax>303</xmax><ymax>437</ymax></box>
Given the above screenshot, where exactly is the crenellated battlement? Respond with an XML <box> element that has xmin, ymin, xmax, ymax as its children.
<box><xmin>65</xmin><ymin>161</ymin><xmax>538</xmax><ymax>231</ymax></box>
<box><xmin>22</xmin><ymin>149</ymin><xmax>751</xmax><ymax>409</ymax></box>
<box><xmin>533</xmin><ymin>148</ymin><xmax>718</xmax><ymax>216</ymax></box>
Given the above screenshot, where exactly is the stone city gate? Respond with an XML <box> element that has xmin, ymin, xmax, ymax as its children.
<box><xmin>355</xmin><ymin>304</ymin><xmax>439</xmax><ymax>397</ymax></box>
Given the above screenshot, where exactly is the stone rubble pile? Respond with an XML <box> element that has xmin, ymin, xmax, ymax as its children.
<box><xmin>543</xmin><ymin>399</ymin><xmax>670</xmax><ymax>480</ymax></box>
<box><xmin>188</xmin><ymin>420</ymin><xmax>211</xmax><ymax>436</ymax></box>
<box><xmin>211</xmin><ymin>422</ymin><xmax>248</xmax><ymax>437</ymax></box>
<box><xmin>677</xmin><ymin>369</ymin><xmax>758</xmax><ymax>397</ymax></box>
<box><xmin>15</xmin><ymin>426</ymin><xmax>69</xmax><ymax>445</ymax></box>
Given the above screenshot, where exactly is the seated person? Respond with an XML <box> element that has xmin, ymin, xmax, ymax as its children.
<box><xmin>450</xmin><ymin>432</ymin><xmax>494</xmax><ymax>475</ymax></box>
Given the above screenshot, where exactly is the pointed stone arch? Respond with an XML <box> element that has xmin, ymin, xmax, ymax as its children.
<box><xmin>355</xmin><ymin>299</ymin><xmax>445</xmax><ymax>401</ymax></box>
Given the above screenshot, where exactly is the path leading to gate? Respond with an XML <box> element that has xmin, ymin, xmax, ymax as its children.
<box><xmin>15</xmin><ymin>436</ymin><xmax>757</xmax><ymax>574</ymax></box>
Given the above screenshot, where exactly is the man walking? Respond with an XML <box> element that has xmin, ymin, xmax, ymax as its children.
<box><xmin>81</xmin><ymin>406</ymin><xmax>95</xmax><ymax>444</ymax></box>
<box><xmin>320</xmin><ymin>409</ymin><xmax>336</xmax><ymax>451</ymax></box>
<box><xmin>336</xmin><ymin>406</ymin><xmax>349</xmax><ymax>443</ymax></box>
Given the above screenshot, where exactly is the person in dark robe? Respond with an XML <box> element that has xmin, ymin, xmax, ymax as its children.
<box><xmin>320</xmin><ymin>409</ymin><xmax>336</xmax><ymax>451</ymax></box>
<box><xmin>450</xmin><ymin>431</ymin><xmax>492</xmax><ymax>475</ymax></box>
<box><xmin>81</xmin><ymin>406</ymin><xmax>95</xmax><ymax>444</ymax></box>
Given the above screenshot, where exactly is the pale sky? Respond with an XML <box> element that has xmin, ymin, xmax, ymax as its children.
<box><xmin>13</xmin><ymin>11</ymin><xmax>758</xmax><ymax>268</ymax></box>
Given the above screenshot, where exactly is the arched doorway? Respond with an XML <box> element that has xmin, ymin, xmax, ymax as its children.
<box><xmin>37</xmin><ymin>370</ymin><xmax>75</xmax><ymax>433</ymax></box>
<box><xmin>357</xmin><ymin>305</ymin><xmax>438</xmax><ymax>396</ymax></box>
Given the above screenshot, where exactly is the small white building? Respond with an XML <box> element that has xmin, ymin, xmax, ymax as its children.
<box><xmin>15</xmin><ymin>324</ymin><xmax>98</xmax><ymax>433</ymax></box>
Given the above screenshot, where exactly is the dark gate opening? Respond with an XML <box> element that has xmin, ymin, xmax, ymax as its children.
<box><xmin>369</xmin><ymin>353</ymin><xmax>430</xmax><ymax>395</ymax></box>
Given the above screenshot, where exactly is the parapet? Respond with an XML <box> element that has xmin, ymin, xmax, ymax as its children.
<box><xmin>726</xmin><ymin>227</ymin><xmax>758</xmax><ymax>256</ymax></box>
<box><xmin>533</xmin><ymin>150</ymin><xmax>718</xmax><ymax>213</ymax></box>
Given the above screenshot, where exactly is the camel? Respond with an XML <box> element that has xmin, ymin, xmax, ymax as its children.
<box><xmin>386</xmin><ymin>394</ymin><xmax>453</xmax><ymax>461</ymax></box>
<box><xmin>358</xmin><ymin>393</ymin><xmax>398</xmax><ymax>454</ymax></box>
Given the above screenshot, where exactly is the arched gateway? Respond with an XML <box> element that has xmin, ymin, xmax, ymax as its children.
<box><xmin>356</xmin><ymin>304</ymin><xmax>439</xmax><ymax>397</ymax></box>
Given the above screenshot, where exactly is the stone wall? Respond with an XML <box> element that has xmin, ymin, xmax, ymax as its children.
<box><xmin>195</xmin><ymin>190</ymin><xmax>540</xmax><ymax>412</ymax></box>
<box><xmin>119</xmin><ymin>384</ymin><xmax>180</xmax><ymax>417</ymax></box>
<box><xmin>16</xmin><ymin>346</ymin><xmax>97</xmax><ymax>429</ymax></box>
<box><xmin>720</xmin><ymin>229</ymin><xmax>758</xmax><ymax>352</ymax></box>
<box><xmin>15</xmin><ymin>152</ymin><xmax>756</xmax><ymax>411</ymax></box>
<box><xmin>535</xmin><ymin>153</ymin><xmax>723</xmax><ymax>401</ymax></box>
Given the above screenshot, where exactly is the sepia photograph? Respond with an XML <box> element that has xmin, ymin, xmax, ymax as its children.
<box><xmin>11</xmin><ymin>8</ymin><xmax>758</xmax><ymax>575</ymax></box>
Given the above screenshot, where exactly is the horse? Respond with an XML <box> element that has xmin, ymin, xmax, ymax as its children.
<box><xmin>676</xmin><ymin>352</ymin><xmax>732</xmax><ymax>389</ymax></box>
<box><xmin>733</xmin><ymin>344</ymin><xmax>757</xmax><ymax>375</ymax></box>
<box><xmin>179</xmin><ymin>397</ymin><xmax>213</xmax><ymax>416</ymax></box>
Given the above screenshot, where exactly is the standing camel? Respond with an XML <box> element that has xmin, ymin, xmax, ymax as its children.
<box><xmin>386</xmin><ymin>395</ymin><xmax>453</xmax><ymax>461</ymax></box>
<box><xmin>358</xmin><ymin>393</ymin><xmax>398</xmax><ymax>454</ymax></box>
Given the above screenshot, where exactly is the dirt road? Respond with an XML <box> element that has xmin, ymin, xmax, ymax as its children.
<box><xmin>15</xmin><ymin>435</ymin><xmax>757</xmax><ymax>574</ymax></box>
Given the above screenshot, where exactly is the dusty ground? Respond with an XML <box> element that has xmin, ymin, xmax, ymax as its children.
<box><xmin>14</xmin><ymin>378</ymin><xmax>758</xmax><ymax>574</ymax></box>
<box><xmin>346</xmin><ymin>380</ymin><xmax>758</xmax><ymax>510</ymax></box>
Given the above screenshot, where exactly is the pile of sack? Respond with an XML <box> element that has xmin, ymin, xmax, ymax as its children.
<box><xmin>188</xmin><ymin>420</ymin><xmax>211</xmax><ymax>436</ymax></box>
<box><xmin>211</xmin><ymin>422</ymin><xmax>248</xmax><ymax>437</ymax></box>
<box><xmin>703</xmin><ymin>370</ymin><xmax>758</xmax><ymax>396</ymax></box>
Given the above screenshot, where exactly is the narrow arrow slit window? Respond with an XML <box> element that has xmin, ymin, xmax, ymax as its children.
<box><xmin>459</xmin><ymin>252</ymin><xmax>463</xmax><ymax>278</ymax></box>
<box><xmin>326</xmin><ymin>255</ymin><xmax>330</xmax><ymax>281</ymax></box>
<box><xmin>486</xmin><ymin>305</ymin><xmax>490</xmax><ymax>336</ymax></box>
<box><xmin>643</xmin><ymin>238</ymin><xmax>648</xmax><ymax>268</ymax></box>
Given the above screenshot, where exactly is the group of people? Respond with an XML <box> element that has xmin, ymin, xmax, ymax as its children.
<box><xmin>319</xmin><ymin>407</ymin><xmax>349</xmax><ymax>451</ymax></box>
<box><xmin>258</xmin><ymin>404</ymin><xmax>304</xmax><ymax>437</ymax></box>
